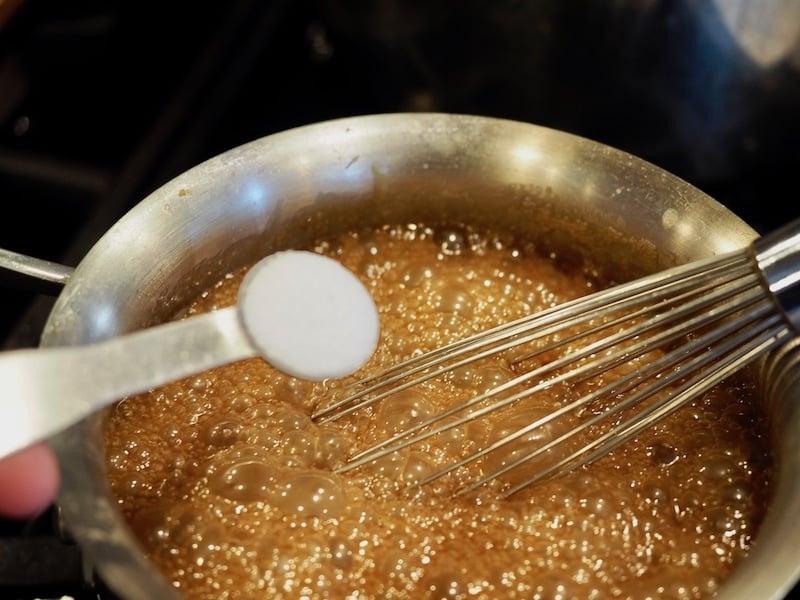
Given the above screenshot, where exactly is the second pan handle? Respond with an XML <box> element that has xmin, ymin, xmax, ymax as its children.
<box><xmin>0</xmin><ymin>248</ymin><xmax>74</xmax><ymax>296</ymax></box>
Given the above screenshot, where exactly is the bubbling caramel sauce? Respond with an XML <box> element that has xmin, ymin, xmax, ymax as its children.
<box><xmin>104</xmin><ymin>224</ymin><xmax>772</xmax><ymax>600</ymax></box>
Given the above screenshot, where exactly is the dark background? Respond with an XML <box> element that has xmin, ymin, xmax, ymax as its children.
<box><xmin>0</xmin><ymin>0</ymin><xmax>798</xmax><ymax>598</ymax></box>
<box><xmin>1</xmin><ymin>0</ymin><xmax>799</xmax><ymax>347</ymax></box>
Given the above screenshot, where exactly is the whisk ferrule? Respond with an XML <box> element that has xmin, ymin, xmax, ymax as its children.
<box><xmin>753</xmin><ymin>217</ymin><xmax>800</xmax><ymax>332</ymax></box>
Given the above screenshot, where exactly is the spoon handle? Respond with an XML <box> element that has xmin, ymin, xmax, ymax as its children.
<box><xmin>0</xmin><ymin>307</ymin><xmax>256</xmax><ymax>460</ymax></box>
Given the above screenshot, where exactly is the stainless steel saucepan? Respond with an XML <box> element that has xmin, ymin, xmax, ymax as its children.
<box><xmin>3</xmin><ymin>114</ymin><xmax>798</xmax><ymax>599</ymax></box>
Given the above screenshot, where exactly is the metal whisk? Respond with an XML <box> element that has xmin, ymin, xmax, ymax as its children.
<box><xmin>313</xmin><ymin>218</ymin><xmax>800</xmax><ymax>497</ymax></box>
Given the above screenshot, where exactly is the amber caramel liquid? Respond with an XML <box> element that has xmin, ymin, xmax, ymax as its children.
<box><xmin>104</xmin><ymin>224</ymin><xmax>772</xmax><ymax>599</ymax></box>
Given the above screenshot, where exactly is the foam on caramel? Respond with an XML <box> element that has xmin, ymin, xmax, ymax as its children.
<box><xmin>105</xmin><ymin>224</ymin><xmax>772</xmax><ymax>599</ymax></box>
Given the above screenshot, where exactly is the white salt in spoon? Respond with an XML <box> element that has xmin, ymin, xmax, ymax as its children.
<box><xmin>0</xmin><ymin>251</ymin><xmax>380</xmax><ymax>460</ymax></box>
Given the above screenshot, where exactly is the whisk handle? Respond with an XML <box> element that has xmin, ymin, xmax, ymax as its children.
<box><xmin>753</xmin><ymin>217</ymin><xmax>800</xmax><ymax>332</ymax></box>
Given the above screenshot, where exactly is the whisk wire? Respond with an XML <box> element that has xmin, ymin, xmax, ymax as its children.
<box><xmin>423</xmin><ymin>298</ymin><xmax>780</xmax><ymax>495</ymax></box>
<box><xmin>315</xmin><ymin>219</ymin><xmax>800</xmax><ymax>496</ymax></box>
<box><xmin>313</xmin><ymin>250</ymin><xmax>753</xmax><ymax>423</ymax></box>
<box><xmin>335</xmin><ymin>270</ymin><xmax>764</xmax><ymax>473</ymax></box>
<box><xmin>470</xmin><ymin>308</ymin><xmax>787</xmax><ymax>497</ymax></box>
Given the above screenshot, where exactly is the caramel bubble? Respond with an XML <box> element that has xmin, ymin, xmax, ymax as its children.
<box><xmin>329</xmin><ymin>536</ymin><xmax>354</xmax><ymax>570</ymax></box>
<box><xmin>314</xmin><ymin>427</ymin><xmax>350</xmax><ymax>469</ymax></box>
<box><xmin>201</xmin><ymin>418</ymin><xmax>242</xmax><ymax>448</ymax></box>
<box><xmin>484</xmin><ymin>408</ymin><xmax>572</xmax><ymax>484</ymax></box>
<box><xmin>208</xmin><ymin>459</ymin><xmax>277</xmax><ymax>502</ymax></box>
<box><xmin>282</xmin><ymin>430</ymin><xmax>316</xmax><ymax>467</ymax></box>
<box><xmin>437</xmin><ymin>284</ymin><xmax>473</xmax><ymax>317</ymax></box>
<box><xmin>402</xmin><ymin>451</ymin><xmax>438</xmax><ymax>485</ymax></box>
<box><xmin>272</xmin><ymin>473</ymin><xmax>347</xmax><ymax>518</ymax></box>
<box><xmin>378</xmin><ymin>389</ymin><xmax>436</xmax><ymax>434</ymax></box>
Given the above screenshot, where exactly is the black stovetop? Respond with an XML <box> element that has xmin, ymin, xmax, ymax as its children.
<box><xmin>0</xmin><ymin>1</ymin><xmax>798</xmax><ymax>598</ymax></box>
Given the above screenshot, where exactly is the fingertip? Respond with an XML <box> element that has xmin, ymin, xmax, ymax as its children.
<box><xmin>0</xmin><ymin>443</ymin><xmax>61</xmax><ymax>519</ymax></box>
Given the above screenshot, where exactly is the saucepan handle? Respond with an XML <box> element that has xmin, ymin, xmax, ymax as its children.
<box><xmin>0</xmin><ymin>248</ymin><xmax>74</xmax><ymax>296</ymax></box>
